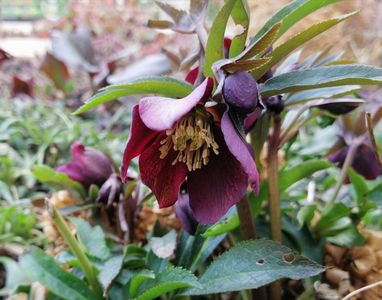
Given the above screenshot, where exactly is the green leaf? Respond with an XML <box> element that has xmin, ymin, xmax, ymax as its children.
<box><xmin>348</xmin><ymin>168</ymin><xmax>369</xmax><ymax>206</ymax></box>
<box><xmin>129</xmin><ymin>270</ymin><xmax>156</xmax><ymax>298</ymax></box>
<box><xmin>229</xmin><ymin>0</ymin><xmax>250</xmax><ymax>58</ymax></box>
<box><xmin>253</xmin><ymin>12</ymin><xmax>357</xmax><ymax>79</ymax></box>
<box><xmin>0</xmin><ymin>257</ymin><xmax>25</xmax><ymax>296</ymax></box>
<box><xmin>279</xmin><ymin>159</ymin><xmax>331</xmax><ymax>191</ymax></box>
<box><xmin>251</xmin><ymin>0</ymin><xmax>343</xmax><ymax>43</ymax></box>
<box><xmin>285</xmin><ymin>85</ymin><xmax>360</xmax><ymax>106</ymax></box>
<box><xmin>20</xmin><ymin>247</ymin><xmax>97</xmax><ymax>300</ymax></box>
<box><xmin>98</xmin><ymin>255</ymin><xmax>124</xmax><ymax>293</ymax></box>
<box><xmin>135</xmin><ymin>267</ymin><xmax>201</xmax><ymax>300</ymax></box>
<box><xmin>260</xmin><ymin>65</ymin><xmax>382</xmax><ymax>97</ymax></box>
<box><xmin>69</xmin><ymin>218</ymin><xmax>111</xmax><ymax>260</ymax></box>
<box><xmin>183</xmin><ymin>239</ymin><xmax>324</xmax><ymax>295</ymax></box>
<box><xmin>32</xmin><ymin>165</ymin><xmax>86</xmax><ymax>198</ymax></box>
<box><xmin>314</xmin><ymin>203</ymin><xmax>350</xmax><ymax>234</ymax></box>
<box><xmin>204</xmin><ymin>0</ymin><xmax>237</xmax><ymax>77</ymax></box>
<box><xmin>297</xmin><ymin>204</ymin><xmax>317</xmax><ymax>227</ymax></box>
<box><xmin>74</xmin><ymin>77</ymin><xmax>193</xmax><ymax>115</ymax></box>
<box><xmin>327</xmin><ymin>225</ymin><xmax>365</xmax><ymax>247</ymax></box>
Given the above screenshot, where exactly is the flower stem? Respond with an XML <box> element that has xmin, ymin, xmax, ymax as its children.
<box><xmin>267</xmin><ymin>113</ymin><xmax>282</xmax><ymax>300</ymax></box>
<box><xmin>48</xmin><ymin>201</ymin><xmax>104</xmax><ymax>299</ymax></box>
<box><xmin>237</xmin><ymin>195</ymin><xmax>257</xmax><ymax>240</ymax></box>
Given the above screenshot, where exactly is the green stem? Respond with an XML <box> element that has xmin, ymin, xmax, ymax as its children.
<box><xmin>48</xmin><ymin>202</ymin><xmax>104</xmax><ymax>299</ymax></box>
<box><xmin>267</xmin><ymin>113</ymin><xmax>282</xmax><ymax>300</ymax></box>
<box><xmin>328</xmin><ymin>143</ymin><xmax>358</xmax><ymax>206</ymax></box>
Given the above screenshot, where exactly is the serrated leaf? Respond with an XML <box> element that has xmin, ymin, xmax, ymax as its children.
<box><xmin>229</xmin><ymin>0</ymin><xmax>250</xmax><ymax>57</ymax></box>
<box><xmin>20</xmin><ymin>247</ymin><xmax>97</xmax><ymax>300</ymax></box>
<box><xmin>260</xmin><ymin>65</ymin><xmax>382</xmax><ymax>97</ymax></box>
<box><xmin>204</xmin><ymin>0</ymin><xmax>237</xmax><ymax>77</ymax></box>
<box><xmin>32</xmin><ymin>165</ymin><xmax>86</xmax><ymax>197</ymax></box>
<box><xmin>74</xmin><ymin>77</ymin><xmax>193</xmax><ymax>114</ymax></box>
<box><xmin>136</xmin><ymin>267</ymin><xmax>201</xmax><ymax>300</ymax></box>
<box><xmin>251</xmin><ymin>0</ymin><xmax>343</xmax><ymax>43</ymax></box>
<box><xmin>285</xmin><ymin>85</ymin><xmax>360</xmax><ymax>106</ymax></box>
<box><xmin>253</xmin><ymin>12</ymin><xmax>357</xmax><ymax>79</ymax></box>
<box><xmin>241</xmin><ymin>23</ymin><xmax>281</xmax><ymax>60</ymax></box>
<box><xmin>70</xmin><ymin>217</ymin><xmax>111</xmax><ymax>260</ymax></box>
<box><xmin>183</xmin><ymin>239</ymin><xmax>324</xmax><ymax>295</ymax></box>
<box><xmin>223</xmin><ymin>57</ymin><xmax>271</xmax><ymax>73</ymax></box>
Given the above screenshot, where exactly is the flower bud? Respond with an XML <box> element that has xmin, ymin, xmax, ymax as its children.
<box><xmin>223</xmin><ymin>71</ymin><xmax>259</xmax><ymax>113</ymax></box>
<box><xmin>96</xmin><ymin>173</ymin><xmax>123</xmax><ymax>206</ymax></box>
<box><xmin>57</xmin><ymin>141</ymin><xmax>113</xmax><ymax>188</ymax></box>
<box><xmin>175</xmin><ymin>191</ymin><xmax>198</xmax><ymax>235</ymax></box>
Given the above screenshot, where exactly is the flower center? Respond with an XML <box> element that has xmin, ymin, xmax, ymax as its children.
<box><xmin>159</xmin><ymin>108</ymin><xmax>219</xmax><ymax>172</ymax></box>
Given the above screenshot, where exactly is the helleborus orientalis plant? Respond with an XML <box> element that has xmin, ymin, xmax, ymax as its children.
<box><xmin>16</xmin><ymin>0</ymin><xmax>382</xmax><ymax>300</ymax></box>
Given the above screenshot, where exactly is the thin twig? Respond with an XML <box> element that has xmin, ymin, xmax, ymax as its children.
<box><xmin>342</xmin><ymin>279</ymin><xmax>382</xmax><ymax>300</ymax></box>
<box><xmin>365</xmin><ymin>112</ymin><xmax>382</xmax><ymax>167</ymax></box>
<box><xmin>237</xmin><ymin>195</ymin><xmax>257</xmax><ymax>240</ymax></box>
<box><xmin>328</xmin><ymin>143</ymin><xmax>359</xmax><ymax>206</ymax></box>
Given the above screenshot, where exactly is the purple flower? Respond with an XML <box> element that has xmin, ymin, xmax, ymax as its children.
<box><xmin>57</xmin><ymin>141</ymin><xmax>114</xmax><ymax>188</ymax></box>
<box><xmin>121</xmin><ymin>78</ymin><xmax>260</xmax><ymax>224</ymax></box>
<box><xmin>328</xmin><ymin>142</ymin><xmax>381</xmax><ymax>180</ymax></box>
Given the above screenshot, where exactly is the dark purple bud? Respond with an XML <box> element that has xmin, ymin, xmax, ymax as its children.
<box><xmin>329</xmin><ymin>143</ymin><xmax>382</xmax><ymax>180</ymax></box>
<box><xmin>265</xmin><ymin>95</ymin><xmax>284</xmax><ymax>114</ymax></box>
<box><xmin>175</xmin><ymin>191</ymin><xmax>198</xmax><ymax>235</ymax></box>
<box><xmin>96</xmin><ymin>173</ymin><xmax>123</xmax><ymax>206</ymax></box>
<box><xmin>223</xmin><ymin>71</ymin><xmax>259</xmax><ymax>113</ymax></box>
<box><xmin>57</xmin><ymin>141</ymin><xmax>114</xmax><ymax>188</ymax></box>
<box><xmin>316</xmin><ymin>98</ymin><xmax>364</xmax><ymax>115</ymax></box>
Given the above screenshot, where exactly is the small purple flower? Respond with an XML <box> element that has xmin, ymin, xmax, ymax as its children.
<box><xmin>121</xmin><ymin>78</ymin><xmax>259</xmax><ymax>224</ymax></box>
<box><xmin>57</xmin><ymin>141</ymin><xmax>113</xmax><ymax>188</ymax></box>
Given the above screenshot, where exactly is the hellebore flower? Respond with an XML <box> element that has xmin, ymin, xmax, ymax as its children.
<box><xmin>121</xmin><ymin>78</ymin><xmax>259</xmax><ymax>224</ymax></box>
<box><xmin>57</xmin><ymin>141</ymin><xmax>114</xmax><ymax>188</ymax></box>
<box><xmin>96</xmin><ymin>173</ymin><xmax>123</xmax><ymax>207</ymax></box>
<box><xmin>328</xmin><ymin>141</ymin><xmax>381</xmax><ymax>180</ymax></box>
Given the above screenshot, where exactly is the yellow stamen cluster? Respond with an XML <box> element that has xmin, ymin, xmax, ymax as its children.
<box><xmin>159</xmin><ymin>110</ymin><xmax>219</xmax><ymax>172</ymax></box>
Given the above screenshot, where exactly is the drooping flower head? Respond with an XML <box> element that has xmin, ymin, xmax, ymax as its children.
<box><xmin>57</xmin><ymin>141</ymin><xmax>114</xmax><ymax>188</ymax></box>
<box><xmin>121</xmin><ymin>78</ymin><xmax>259</xmax><ymax>224</ymax></box>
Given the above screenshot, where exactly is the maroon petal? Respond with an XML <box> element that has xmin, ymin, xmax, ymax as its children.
<box><xmin>221</xmin><ymin>110</ymin><xmax>260</xmax><ymax>194</ymax></box>
<box><xmin>185</xmin><ymin>66</ymin><xmax>199</xmax><ymax>84</ymax></box>
<box><xmin>188</xmin><ymin>129</ymin><xmax>248</xmax><ymax>224</ymax></box>
<box><xmin>121</xmin><ymin>105</ymin><xmax>158</xmax><ymax>182</ymax></box>
<box><xmin>139</xmin><ymin>134</ymin><xmax>187</xmax><ymax>208</ymax></box>
<box><xmin>139</xmin><ymin>78</ymin><xmax>213</xmax><ymax>131</ymax></box>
